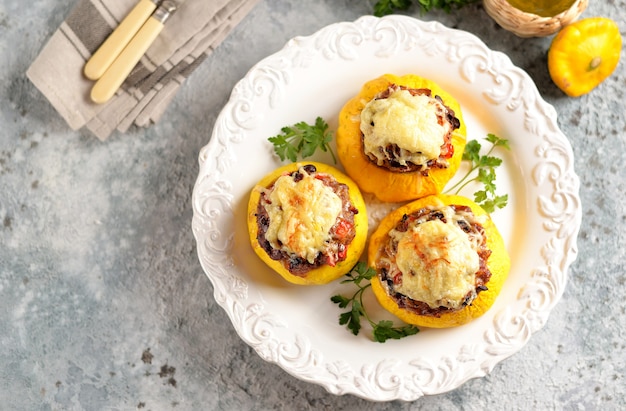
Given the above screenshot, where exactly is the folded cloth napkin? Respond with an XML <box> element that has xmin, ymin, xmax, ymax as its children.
<box><xmin>27</xmin><ymin>0</ymin><xmax>260</xmax><ymax>140</ymax></box>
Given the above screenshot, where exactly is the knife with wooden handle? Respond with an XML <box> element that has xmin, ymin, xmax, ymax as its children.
<box><xmin>84</xmin><ymin>0</ymin><xmax>160</xmax><ymax>81</ymax></box>
<box><xmin>90</xmin><ymin>1</ymin><xmax>178</xmax><ymax>105</ymax></box>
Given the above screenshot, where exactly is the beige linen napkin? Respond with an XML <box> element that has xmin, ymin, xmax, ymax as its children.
<box><xmin>27</xmin><ymin>0</ymin><xmax>260</xmax><ymax>140</ymax></box>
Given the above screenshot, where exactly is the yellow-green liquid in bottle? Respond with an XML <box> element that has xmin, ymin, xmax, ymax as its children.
<box><xmin>506</xmin><ymin>0</ymin><xmax>576</xmax><ymax>17</ymax></box>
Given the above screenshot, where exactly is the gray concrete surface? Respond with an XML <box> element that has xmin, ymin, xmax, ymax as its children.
<box><xmin>0</xmin><ymin>0</ymin><xmax>624</xmax><ymax>409</ymax></box>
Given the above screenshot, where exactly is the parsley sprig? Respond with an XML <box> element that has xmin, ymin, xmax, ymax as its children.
<box><xmin>373</xmin><ymin>0</ymin><xmax>412</xmax><ymax>17</ymax></box>
<box><xmin>373</xmin><ymin>0</ymin><xmax>478</xmax><ymax>17</ymax></box>
<box><xmin>331</xmin><ymin>262</ymin><xmax>419</xmax><ymax>343</ymax></box>
<box><xmin>268</xmin><ymin>116</ymin><xmax>336</xmax><ymax>163</ymax></box>
<box><xmin>446</xmin><ymin>133</ymin><xmax>510</xmax><ymax>213</ymax></box>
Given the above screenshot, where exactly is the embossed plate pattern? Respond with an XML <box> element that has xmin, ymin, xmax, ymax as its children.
<box><xmin>191</xmin><ymin>15</ymin><xmax>581</xmax><ymax>401</ymax></box>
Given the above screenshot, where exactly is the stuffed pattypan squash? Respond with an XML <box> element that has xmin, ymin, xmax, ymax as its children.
<box><xmin>368</xmin><ymin>194</ymin><xmax>510</xmax><ymax>328</ymax></box>
<box><xmin>247</xmin><ymin>162</ymin><xmax>368</xmax><ymax>285</ymax></box>
<box><xmin>336</xmin><ymin>74</ymin><xmax>467</xmax><ymax>203</ymax></box>
<box><xmin>548</xmin><ymin>17</ymin><xmax>622</xmax><ymax>97</ymax></box>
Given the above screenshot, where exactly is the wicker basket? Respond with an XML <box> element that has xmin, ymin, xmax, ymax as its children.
<box><xmin>483</xmin><ymin>0</ymin><xmax>588</xmax><ymax>37</ymax></box>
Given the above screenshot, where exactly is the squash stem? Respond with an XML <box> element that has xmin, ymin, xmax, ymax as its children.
<box><xmin>588</xmin><ymin>56</ymin><xmax>602</xmax><ymax>71</ymax></box>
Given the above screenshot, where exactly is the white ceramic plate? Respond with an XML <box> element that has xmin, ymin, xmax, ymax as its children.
<box><xmin>191</xmin><ymin>15</ymin><xmax>581</xmax><ymax>401</ymax></box>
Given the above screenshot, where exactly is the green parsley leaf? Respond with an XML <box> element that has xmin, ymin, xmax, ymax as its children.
<box><xmin>373</xmin><ymin>0</ymin><xmax>478</xmax><ymax>17</ymax></box>
<box><xmin>486</xmin><ymin>132</ymin><xmax>511</xmax><ymax>149</ymax></box>
<box><xmin>336</xmin><ymin>299</ymin><xmax>364</xmax><ymax>336</ymax></box>
<box><xmin>462</xmin><ymin>139</ymin><xmax>482</xmax><ymax>163</ymax></box>
<box><xmin>330</xmin><ymin>294</ymin><xmax>351</xmax><ymax>309</ymax></box>
<box><xmin>446</xmin><ymin>133</ymin><xmax>510</xmax><ymax>213</ymax></box>
<box><xmin>267</xmin><ymin>117</ymin><xmax>336</xmax><ymax>163</ymax></box>
<box><xmin>474</xmin><ymin>189</ymin><xmax>488</xmax><ymax>203</ymax></box>
<box><xmin>330</xmin><ymin>262</ymin><xmax>420</xmax><ymax>342</ymax></box>
<box><xmin>477</xmin><ymin>168</ymin><xmax>496</xmax><ymax>193</ymax></box>
<box><xmin>478</xmin><ymin>156</ymin><xmax>503</xmax><ymax>168</ymax></box>
<box><xmin>373</xmin><ymin>0</ymin><xmax>413</xmax><ymax>17</ymax></box>
<box><xmin>480</xmin><ymin>194</ymin><xmax>509</xmax><ymax>214</ymax></box>
<box><xmin>341</xmin><ymin>261</ymin><xmax>376</xmax><ymax>285</ymax></box>
<box><xmin>373</xmin><ymin>320</ymin><xmax>420</xmax><ymax>343</ymax></box>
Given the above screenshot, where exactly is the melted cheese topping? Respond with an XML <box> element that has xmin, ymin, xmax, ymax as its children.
<box><xmin>390</xmin><ymin>217</ymin><xmax>480</xmax><ymax>309</ymax></box>
<box><xmin>264</xmin><ymin>170</ymin><xmax>342</xmax><ymax>263</ymax></box>
<box><xmin>360</xmin><ymin>89</ymin><xmax>451</xmax><ymax>166</ymax></box>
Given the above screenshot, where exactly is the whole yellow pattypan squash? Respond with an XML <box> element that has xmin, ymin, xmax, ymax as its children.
<box><xmin>548</xmin><ymin>17</ymin><xmax>622</xmax><ymax>97</ymax></box>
